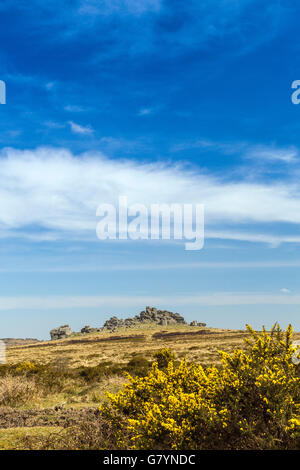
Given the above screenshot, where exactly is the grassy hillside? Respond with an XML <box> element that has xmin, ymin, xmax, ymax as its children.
<box><xmin>1</xmin><ymin>324</ymin><xmax>299</xmax><ymax>450</ymax></box>
<box><xmin>7</xmin><ymin>324</ymin><xmax>282</xmax><ymax>367</ymax></box>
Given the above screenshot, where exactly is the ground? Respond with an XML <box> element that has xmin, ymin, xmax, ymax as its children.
<box><xmin>1</xmin><ymin>323</ymin><xmax>300</xmax><ymax>449</ymax></box>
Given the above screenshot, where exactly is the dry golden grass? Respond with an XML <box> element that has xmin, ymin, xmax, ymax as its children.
<box><xmin>0</xmin><ymin>376</ymin><xmax>41</xmax><ymax>407</ymax></box>
<box><xmin>6</xmin><ymin>324</ymin><xmax>300</xmax><ymax>369</ymax></box>
<box><xmin>0</xmin><ymin>426</ymin><xmax>62</xmax><ymax>450</ymax></box>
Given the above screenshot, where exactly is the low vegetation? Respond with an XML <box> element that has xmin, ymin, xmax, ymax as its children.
<box><xmin>5</xmin><ymin>324</ymin><xmax>252</xmax><ymax>368</ymax></box>
<box><xmin>0</xmin><ymin>376</ymin><xmax>41</xmax><ymax>407</ymax></box>
<box><xmin>0</xmin><ymin>324</ymin><xmax>299</xmax><ymax>449</ymax></box>
<box><xmin>101</xmin><ymin>325</ymin><xmax>300</xmax><ymax>449</ymax></box>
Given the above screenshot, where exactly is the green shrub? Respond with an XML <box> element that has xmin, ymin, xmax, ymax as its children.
<box><xmin>153</xmin><ymin>348</ymin><xmax>176</xmax><ymax>369</ymax></box>
<box><xmin>78</xmin><ymin>363</ymin><xmax>122</xmax><ymax>383</ymax></box>
<box><xmin>126</xmin><ymin>356</ymin><xmax>150</xmax><ymax>377</ymax></box>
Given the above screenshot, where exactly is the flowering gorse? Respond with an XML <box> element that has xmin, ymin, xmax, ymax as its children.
<box><xmin>101</xmin><ymin>324</ymin><xmax>300</xmax><ymax>449</ymax></box>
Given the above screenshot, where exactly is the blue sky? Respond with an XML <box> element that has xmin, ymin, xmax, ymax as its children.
<box><xmin>1</xmin><ymin>0</ymin><xmax>300</xmax><ymax>338</ymax></box>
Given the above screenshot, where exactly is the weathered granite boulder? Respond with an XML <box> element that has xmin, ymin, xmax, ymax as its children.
<box><xmin>81</xmin><ymin>325</ymin><xmax>102</xmax><ymax>334</ymax></box>
<box><xmin>1</xmin><ymin>338</ymin><xmax>40</xmax><ymax>346</ymax></box>
<box><xmin>50</xmin><ymin>325</ymin><xmax>72</xmax><ymax>341</ymax></box>
<box><xmin>103</xmin><ymin>316</ymin><xmax>124</xmax><ymax>332</ymax></box>
<box><xmin>135</xmin><ymin>306</ymin><xmax>186</xmax><ymax>325</ymax></box>
<box><xmin>190</xmin><ymin>321</ymin><xmax>207</xmax><ymax>327</ymax></box>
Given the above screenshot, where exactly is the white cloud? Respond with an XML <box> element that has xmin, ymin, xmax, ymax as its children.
<box><xmin>64</xmin><ymin>105</ymin><xmax>85</xmax><ymax>112</ymax></box>
<box><xmin>44</xmin><ymin>121</ymin><xmax>65</xmax><ymax>129</ymax></box>
<box><xmin>280</xmin><ymin>288</ymin><xmax>291</xmax><ymax>293</ymax></box>
<box><xmin>68</xmin><ymin>121</ymin><xmax>93</xmax><ymax>135</ymax></box>
<box><xmin>245</xmin><ymin>145</ymin><xmax>298</xmax><ymax>163</ymax></box>
<box><xmin>138</xmin><ymin>108</ymin><xmax>153</xmax><ymax>116</ymax></box>
<box><xmin>171</xmin><ymin>139</ymin><xmax>246</xmax><ymax>154</ymax></box>
<box><xmin>45</xmin><ymin>81</ymin><xmax>55</xmax><ymax>90</ymax></box>
<box><xmin>206</xmin><ymin>230</ymin><xmax>300</xmax><ymax>247</ymax></box>
<box><xmin>99</xmin><ymin>136</ymin><xmax>146</xmax><ymax>153</ymax></box>
<box><xmin>172</xmin><ymin>139</ymin><xmax>299</xmax><ymax>164</ymax></box>
<box><xmin>78</xmin><ymin>0</ymin><xmax>161</xmax><ymax>16</ymax></box>
<box><xmin>2</xmin><ymin>260</ymin><xmax>300</xmax><ymax>273</ymax></box>
<box><xmin>1</xmin><ymin>146</ymin><xmax>300</xmax><ymax>244</ymax></box>
<box><xmin>2</xmin><ymin>292</ymin><xmax>300</xmax><ymax>311</ymax></box>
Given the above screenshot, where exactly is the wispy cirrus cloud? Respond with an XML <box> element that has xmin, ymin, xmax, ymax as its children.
<box><xmin>68</xmin><ymin>121</ymin><xmax>93</xmax><ymax>135</ymax></box>
<box><xmin>244</xmin><ymin>145</ymin><xmax>299</xmax><ymax>163</ymax></box>
<box><xmin>138</xmin><ymin>107</ymin><xmax>154</xmax><ymax>116</ymax></box>
<box><xmin>137</xmin><ymin>105</ymin><xmax>163</xmax><ymax>116</ymax></box>
<box><xmin>78</xmin><ymin>0</ymin><xmax>161</xmax><ymax>16</ymax></box>
<box><xmin>170</xmin><ymin>139</ymin><xmax>246</xmax><ymax>154</ymax></box>
<box><xmin>98</xmin><ymin>136</ymin><xmax>150</xmax><ymax>155</ymax></box>
<box><xmin>64</xmin><ymin>105</ymin><xmax>85</xmax><ymax>112</ymax></box>
<box><xmin>2</xmin><ymin>260</ymin><xmax>300</xmax><ymax>274</ymax></box>
<box><xmin>171</xmin><ymin>139</ymin><xmax>299</xmax><ymax>164</ymax></box>
<box><xmin>0</xmin><ymin>0</ymin><xmax>289</xmax><ymax>57</ymax></box>
<box><xmin>1</xmin><ymin>291</ymin><xmax>300</xmax><ymax>311</ymax></box>
<box><xmin>44</xmin><ymin>121</ymin><xmax>65</xmax><ymax>129</ymax></box>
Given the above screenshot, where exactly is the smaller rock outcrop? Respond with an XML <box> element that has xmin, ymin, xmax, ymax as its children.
<box><xmin>0</xmin><ymin>338</ymin><xmax>40</xmax><ymax>346</ymax></box>
<box><xmin>103</xmin><ymin>316</ymin><xmax>121</xmax><ymax>331</ymax></box>
<box><xmin>50</xmin><ymin>325</ymin><xmax>72</xmax><ymax>341</ymax></box>
<box><xmin>190</xmin><ymin>321</ymin><xmax>206</xmax><ymax>327</ymax></box>
<box><xmin>81</xmin><ymin>325</ymin><xmax>102</xmax><ymax>334</ymax></box>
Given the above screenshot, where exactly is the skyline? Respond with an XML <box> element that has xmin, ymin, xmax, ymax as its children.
<box><xmin>1</xmin><ymin>1</ymin><xmax>300</xmax><ymax>338</ymax></box>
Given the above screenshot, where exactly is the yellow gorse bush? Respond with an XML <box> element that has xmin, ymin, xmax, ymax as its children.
<box><xmin>101</xmin><ymin>324</ymin><xmax>300</xmax><ymax>450</ymax></box>
<box><xmin>15</xmin><ymin>361</ymin><xmax>37</xmax><ymax>373</ymax></box>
